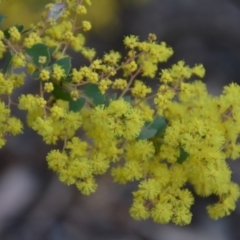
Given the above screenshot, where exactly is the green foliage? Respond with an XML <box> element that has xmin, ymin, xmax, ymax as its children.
<box><xmin>25</xmin><ymin>43</ymin><xmax>50</xmax><ymax>67</ymax></box>
<box><xmin>138</xmin><ymin>116</ymin><xmax>167</xmax><ymax>140</ymax></box>
<box><xmin>69</xmin><ymin>97</ymin><xmax>86</xmax><ymax>112</ymax></box>
<box><xmin>0</xmin><ymin>14</ymin><xmax>6</xmax><ymax>24</ymax></box>
<box><xmin>177</xmin><ymin>147</ymin><xmax>189</xmax><ymax>164</ymax></box>
<box><xmin>3</xmin><ymin>51</ymin><xmax>13</xmax><ymax>73</ymax></box>
<box><xmin>52</xmin><ymin>83</ymin><xmax>71</xmax><ymax>101</ymax></box>
<box><xmin>138</xmin><ymin>128</ymin><xmax>157</xmax><ymax>140</ymax></box>
<box><xmin>54</xmin><ymin>56</ymin><xmax>71</xmax><ymax>78</ymax></box>
<box><xmin>82</xmin><ymin>83</ymin><xmax>105</xmax><ymax>106</ymax></box>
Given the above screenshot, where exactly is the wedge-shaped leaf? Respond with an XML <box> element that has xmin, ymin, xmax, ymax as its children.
<box><xmin>25</xmin><ymin>43</ymin><xmax>50</xmax><ymax>68</ymax></box>
<box><xmin>177</xmin><ymin>147</ymin><xmax>189</xmax><ymax>164</ymax></box>
<box><xmin>16</xmin><ymin>25</ymin><xmax>24</xmax><ymax>33</ymax></box>
<box><xmin>104</xmin><ymin>92</ymin><xmax>117</xmax><ymax>106</ymax></box>
<box><xmin>52</xmin><ymin>83</ymin><xmax>71</xmax><ymax>101</ymax></box>
<box><xmin>148</xmin><ymin>116</ymin><xmax>167</xmax><ymax>137</ymax></box>
<box><xmin>137</xmin><ymin>128</ymin><xmax>157</xmax><ymax>140</ymax></box>
<box><xmin>54</xmin><ymin>57</ymin><xmax>71</xmax><ymax>77</ymax></box>
<box><xmin>123</xmin><ymin>95</ymin><xmax>132</xmax><ymax>104</ymax></box>
<box><xmin>21</xmin><ymin>28</ymin><xmax>33</xmax><ymax>34</ymax></box>
<box><xmin>69</xmin><ymin>97</ymin><xmax>86</xmax><ymax>112</ymax></box>
<box><xmin>0</xmin><ymin>15</ymin><xmax>6</xmax><ymax>24</ymax></box>
<box><xmin>64</xmin><ymin>76</ymin><xmax>73</xmax><ymax>82</ymax></box>
<box><xmin>3</xmin><ymin>51</ymin><xmax>13</xmax><ymax>73</ymax></box>
<box><xmin>83</xmin><ymin>84</ymin><xmax>105</xmax><ymax>106</ymax></box>
<box><xmin>31</xmin><ymin>69</ymin><xmax>40</xmax><ymax>80</ymax></box>
<box><xmin>49</xmin><ymin>46</ymin><xmax>57</xmax><ymax>56</ymax></box>
<box><xmin>151</xmin><ymin>137</ymin><xmax>162</xmax><ymax>154</ymax></box>
<box><xmin>137</xmin><ymin>116</ymin><xmax>167</xmax><ymax>140</ymax></box>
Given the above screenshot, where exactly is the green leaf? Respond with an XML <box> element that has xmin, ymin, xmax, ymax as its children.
<box><xmin>15</xmin><ymin>25</ymin><xmax>24</xmax><ymax>33</ymax></box>
<box><xmin>2</xmin><ymin>51</ymin><xmax>13</xmax><ymax>73</ymax></box>
<box><xmin>177</xmin><ymin>147</ymin><xmax>189</xmax><ymax>164</ymax></box>
<box><xmin>52</xmin><ymin>83</ymin><xmax>71</xmax><ymax>101</ymax></box>
<box><xmin>123</xmin><ymin>95</ymin><xmax>132</xmax><ymax>104</ymax></box>
<box><xmin>149</xmin><ymin>116</ymin><xmax>167</xmax><ymax>137</ymax></box>
<box><xmin>4</xmin><ymin>24</ymin><xmax>24</xmax><ymax>39</ymax></box>
<box><xmin>25</xmin><ymin>43</ymin><xmax>50</xmax><ymax>68</ymax></box>
<box><xmin>108</xmin><ymin>92</ymin><xmax>117</xmax><ymax>101</ymax></box>
<box><xmin>0</xmin><ymin>15</ymin><xmax>6</xmax><ymax>24</ymax></box>
<box><xmin>54</xmin><ymin>57</ymin><xmax>71</xmax><ymax>77</ymax></box>
<box><xmin>63</xmin><ymin>76</ymin><xmax>73</xmax><ymax>82</ymax></box>
<box><xmin>104</xmin><ymin>92</ymin><xmax>117</xmax><ymax>106</ymax></box>
<box><xmin>21</xmin><ymin>28</ymin><xmax>33</xmax><ymax>34</ymax></box>
<box><xmin>31</xmin><ymin>69</ymin><xmax>40</xmax><ymax>80</ymax></box>
<box><xmin>69</xmin><ymin>97</ymin><xmax>86</xmax><ymax>112</ymax></box>
<box><xmin>49</xmin><ymin>46</ymin><xmax>57</xmax><ymax>56</ymax></box>
<box><xmin>137</xmin><ymin>128</ymin><xmax>157</xmax><ymax>140</ymax></box>
<box><xmin>137</xmin><ymin>116</ymin><xmax>167</xmax><ymax>141</ymax></box>
<box><xmin>151</xmin><ymin>137</ymin><xmax>162</xmax><ymax>154</ymax></box>
<box><xmin>83</xmin><ymin>84</ymin><xmax>105</xmax><ymax>106</ymax></box>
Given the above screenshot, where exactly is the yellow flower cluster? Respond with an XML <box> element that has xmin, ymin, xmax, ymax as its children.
<box><xmin>18</xmin><ymin>94</ymin><xmax>82</xmax><ymax>144</ymax></box>
<box><xmin>0</xmin><ymin>0</ymin><xmax>239</xmax><ymax>226</ymax></box>
<box><xmin>23</xmin><ymin>32</ymin><xmax>42</xmax><ymax>48</ymax></box>
<box><xmin>0</xmin><ymin>72</ymin><xmax>24</xmax><ymax>95</ymax></box>
<box><xmin>131</xmin><ymin>80</ymin><xmax>152</xmax><ymax>98</ymax></box>
<box><xmin>52</xmin><ymin>64</ymin><xmax>65</xmax><ymax>81</ymax></box>
<box><xmin>83</xmin><ymin>98</ymin><xmax>145</xmax><ymax>141</ymax></box>
<box><xmin>0</xmin><ymin>101</ymin><xmax>23</xmax><ymax>148</ymax></box>
<box><xmin>11</xmin><ymin>52</ymin><xmax>26</xmax><ymax>68</ymax></box>
<box><xmin>8</xmin><ymin>26</ymin><xmax>21</xmax><ymax>42</ymax></box>
<box><xmin>39</xmin><ymin>69</ymin><xmax>50</xmax><ymax>81</ymax></box>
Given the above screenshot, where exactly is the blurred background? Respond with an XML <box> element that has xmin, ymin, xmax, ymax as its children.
<box><xmin>0</xmin><ymin>0</ymin><xmax>240</xmax><ymax>239</ymax></box>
